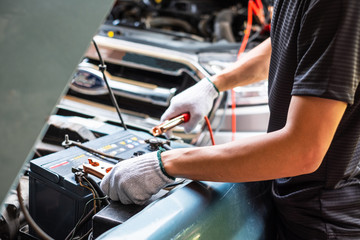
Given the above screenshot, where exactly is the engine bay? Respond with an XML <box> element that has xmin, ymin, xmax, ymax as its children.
<box><xmin>108</xmin><ymin>0</ymin><xmax>270</xmax><ymax>45</ymax></box>
<box><xmin>0</xmin><ymin>1</ymin><xmax>273</xmax><ymax>239</ymax></box>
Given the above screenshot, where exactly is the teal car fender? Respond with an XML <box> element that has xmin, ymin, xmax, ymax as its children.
<box><xmin>98</xmin><ymin>180</ymin><xmax>275</xmax><ymax>240</ymax></box>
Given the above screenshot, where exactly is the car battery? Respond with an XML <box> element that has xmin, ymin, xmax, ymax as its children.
<box><xmin>29</xmin><ymin>129</ymin><xmax>187</xmax><ymax>240</ymax></box>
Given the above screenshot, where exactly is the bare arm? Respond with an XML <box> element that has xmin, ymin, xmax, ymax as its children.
<box><xmin>211</xmin><ymin>38</ymin><xmax>272</xmax><ymax>92</ymax></box>
<box><xmin>162</xmin><ymin>96</ymin><xmax>347</xmax><ymax>182</ymax></box>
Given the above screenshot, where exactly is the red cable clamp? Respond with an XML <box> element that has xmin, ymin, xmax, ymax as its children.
<box><xmin>152</xmin><ymin>113</ymin><xmax>190</xmax><ymax>137</ymax></box>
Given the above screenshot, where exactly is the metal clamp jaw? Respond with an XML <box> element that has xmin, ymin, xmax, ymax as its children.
<box><xmin>151</xmin><ymin>113</ymin><xmax>190</xmax><ymax>137</ymax></box>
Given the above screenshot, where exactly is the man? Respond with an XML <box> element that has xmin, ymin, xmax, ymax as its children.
<box><xmin>101</xmin><ymin>0</ymin><xmax>360</xmax><ymax>239</ymax></box>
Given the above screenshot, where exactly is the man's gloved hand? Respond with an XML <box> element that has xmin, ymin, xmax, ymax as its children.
<box><xmin>100</xmin><ymin>150</ymin><xmax>174</xmax><ymax>205</ymax></box>
<box><xmin>161</xmin><ymin>78</ymin><xmax>219</xmax><ymax>134</ymax></box>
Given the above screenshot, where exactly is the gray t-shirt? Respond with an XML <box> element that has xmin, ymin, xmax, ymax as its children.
<box><xmin>268</xmin><ymin>0</ymin><xmax>360</xmax><ymax>239</ymax></box>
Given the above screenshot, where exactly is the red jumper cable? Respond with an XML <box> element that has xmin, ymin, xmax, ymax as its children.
<box><xmin>231</xmin><ymin>0</ymin><xmax>265</xmax><ymax>141</ymax></box>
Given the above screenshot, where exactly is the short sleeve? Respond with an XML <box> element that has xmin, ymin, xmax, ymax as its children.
<box><xmin>292</xmin><ymin>0</ymin><xmax>360</xmax><ymax>105</ymax></box>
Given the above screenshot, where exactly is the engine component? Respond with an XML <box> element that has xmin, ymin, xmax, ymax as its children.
<box><xmin>108</xmin><ymin>0</ymin><xmax>270</xmax><ymax>43</ymax></box>
<box><xmin>213</xmin><ymin>9</ymin><xmax>236</xmax><ymax>42</ymax></box>
<box><xmin>0</xmin><ymin>176</ymin><xmax>29</xmax><ymax>240</ymax></box>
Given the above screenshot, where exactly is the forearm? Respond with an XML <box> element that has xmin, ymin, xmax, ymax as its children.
<box><xmin>162</xmin><ymin>130</ymin><xmax>305</xmax><ymax>182</ymax></box>
<box><xmin>162</xmin><ymin>96</ymin><xmax>346</xmax><ymax>182</ymax></box>
<box><xmin>211</xmin><ymin>38</ymin><xmax>272</xmax><ymax>92</ymax></box>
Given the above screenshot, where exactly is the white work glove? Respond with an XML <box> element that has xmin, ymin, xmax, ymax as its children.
<box><xmin>161</xmin><ymin>78</ymin><xmax>219</xmax><ymax>134</ymax></box>
<box><xmin>100</xmin><ymin>150</ymin><xmax>174</xmax><ymax>205</ymax></box>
